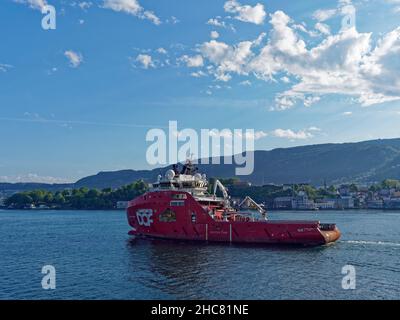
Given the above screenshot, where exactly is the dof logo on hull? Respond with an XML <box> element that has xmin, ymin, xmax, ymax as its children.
<box><xmin>136</xmin><ymin>209</ymin><xmax>153</xmax><ymax>227</ymax></box>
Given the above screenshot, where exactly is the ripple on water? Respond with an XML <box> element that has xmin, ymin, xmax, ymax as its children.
<box><xmin>0</xmin><ymin>209</ymin><xmax>399</xmax><ymax>300</ymax></box>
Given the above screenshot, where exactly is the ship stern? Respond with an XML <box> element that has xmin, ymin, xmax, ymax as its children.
<box><xmin>319</xmin><ymin>223</ymin><xmax>341</xmax><ymax>244</ymax></box>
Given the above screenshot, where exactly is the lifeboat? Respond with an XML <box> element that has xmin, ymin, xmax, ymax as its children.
<box><xmin>127</xmin><ymin>161</ymin><xmax>341</xmax><ymax>246</ymax></box>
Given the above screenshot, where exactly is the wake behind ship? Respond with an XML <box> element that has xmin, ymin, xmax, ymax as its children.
<box><xmin>127</xmin><ymin>161</ymin><xmax>341</xmax><ymax>246</ymax></box>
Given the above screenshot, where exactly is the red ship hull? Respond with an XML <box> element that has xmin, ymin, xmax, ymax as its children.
<box><xmin>127</xmin><ymin>190</ymin><xmax>341</xmax><ymax>246</ymax></box>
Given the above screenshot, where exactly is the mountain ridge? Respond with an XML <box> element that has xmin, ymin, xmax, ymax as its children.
<box><xmin>2</xmin><ymin>138</ymin><xmax>400</xmax><ymax>191</ymax></box>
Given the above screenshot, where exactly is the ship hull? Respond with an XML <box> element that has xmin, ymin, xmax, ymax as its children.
<box><xmin>127</xmin><ymin>191</ymin><xmax>341</xmax><ymax>246</ymax></box>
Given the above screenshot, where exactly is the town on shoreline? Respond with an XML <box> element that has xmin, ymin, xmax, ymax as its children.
<box><xmin>1</xmin><ymin>178</ymin><xmax>400</xmax><ymax>211</ymax></box>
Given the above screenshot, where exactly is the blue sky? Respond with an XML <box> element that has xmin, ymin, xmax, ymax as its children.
<box><xmin>1</xmin><ymin>0</ymin><xmax>400</xmax><ymax>183</ymax></box>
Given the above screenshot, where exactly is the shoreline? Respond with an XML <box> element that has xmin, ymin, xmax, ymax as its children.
<box><xmin>2</xmin><ymin>207</ymin><xmax>400</xmax><ymax>212</ymax></box>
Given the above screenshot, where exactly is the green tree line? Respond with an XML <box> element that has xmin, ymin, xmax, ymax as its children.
<box><xmin>3</xmin><ymin>178</ymin><xmax>400</xmax><ymax>210</ymax></box>
<box><xmin>4</xmin><ymin>181</ymin><xmax>148</xmax><ymax>209</ymax></box>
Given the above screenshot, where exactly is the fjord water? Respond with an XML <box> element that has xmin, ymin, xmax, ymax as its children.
<box><xmin>0</xmin><ymin>209</ymin><xmax>399</xmax><ymax>300</ymax></box>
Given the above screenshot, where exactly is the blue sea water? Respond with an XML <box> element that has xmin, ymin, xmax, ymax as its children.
<box><xmin>0</xmin><ymin>209</ymin><xmax>399</xmax><ymax>300</ymax></box>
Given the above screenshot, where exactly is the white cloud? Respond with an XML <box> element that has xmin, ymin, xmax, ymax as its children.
<box><xmin>312</xmin><ymin>8</ymin><xmax>337</xmax><ymax>21</ymax></box>
<box><xmin>79</xmin><ymin>1</ymin><xmax>92</xmax><ymax>10</ymax></box>
<box><xmin>304</xmin><ymin>96</ymin><xmax>321</xmax><ymax>107</ymax></box>
<box><xmin>70</xmin><ymin>1</ymin><xmax>93</xmax><ymax>10</ymax></box>
<box><xmin>102</xmin><ymin>0</ymin><xmax>161</xmax><ymax>25</ymax></box>
<box><xmin>179</xmin><ymin>55</ymin><xmax>204</xmax><ymax>68</ymax></box>
<box><xmin>190</xmin><ymin>71</ymin><xmax>207</xmax><ymax>78</ymax></box>
<box><xmin>142</xmin><ymin>10</ymin><xmax>161</xmax><ymax>25</ymax></box>
<box><xmin>211</xmin><ymin>31</ymin><xmax>220</xmax><ymax>39</ymax></box>
<box><xmin>206</xmin><ymin>17</ymin><xmax>236</xmax><ymax>31</ymax></box>
<box><xmin>224</xmin><ymin>0</ymin><xmax>266</xmax><ymax>25</ymax></box>
<box><xmin>197</xmin><ymin>9</ymin><xmax>400</xmax><ymax>109</ymax></box>
<box><xmin>208</xmin><ymin>129</ymin><xmax>267</xmax><ymax>140</ymax></box>
<box><xmin>281</xmin><ymin>76</ymin><xmax>290</xmax><ymax>83</ymax></box>
<box><xmin>315</xmin><ymin>22</ymin><xmax>331</xmax><ymax>35</ymax></box>
<box><xmin>0</xmin><ymin>173</ymin><xmax>72</xmax><ymax>184</ymax></box>
<box><xmin>0</xmin><ymin>64</ymin><xmax>13</xmax><ymax>72</ymax></box>
<box><xmin>156</xmin><ymin>47</ymin><xmax>167</xmax><ymax>54</ymax></box>
<box><xmin>167</xmin><ymin>16</ymin><xmax>180</xmax><ymax>24</ymax></box>
<box><xmin>13</xmin><ymin>0</ymin><xmax>47</xmax><ymax>11</ymax></box>
<box><xmin>242</xmin><ymin>130</ymin><xmax>267</xmax><ymax>140</ymax></box>
<box><xmin>389</xmin><ymin>0</ymin><xmax>400</xmax><ymax>13</ymax></box>
<box><xmin>293</xmin><ymin>23</ymin><xmax>319</xmax><ymax>38</ymax></box>
<box><xmin>342</xmin><ymin>111</ymin><xmax>353</xmax><ymax>116</ymax></box>
<box><xmin>207</xmin><ymin>18</ymin><xmax>226</xmax><ymax>28</ymax></box>
<box><xmin>271</xmin><ymin>128</ymin><xmax>314</xmax><ymax>140</ymax></box>
<box><xmin>135</xmin><ymin>54</ymin><xmax>155</xmax><ymax>69</ymax></box>
<box><xmin>239</xmin><ymin>80</ymin><xmax>251</xmax><ymax>86</ymax></box>
<box><xmin>274</xmin><ymin>92</ymin><xmax>320</xmax><ymax>110</ymax></box>
<box><xmin>64</xmin><ymin>50</ymin><xmax>83</xmax><ymax>68</ymax></box>
<box><xmin>199</xmin><ymin>38</ymin><xmax>256</xmax><ymax>81</ymax></box>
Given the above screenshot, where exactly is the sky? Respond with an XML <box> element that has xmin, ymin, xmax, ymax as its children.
<box><xmin>1</xmin><ymin>0</ymin><xmax>400</xmax><ymax>183</ymax></box>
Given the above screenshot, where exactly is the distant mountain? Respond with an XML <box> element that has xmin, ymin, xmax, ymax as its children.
<box><xmin>74</xmin><ymin>138</ymin><xmax>400</xmax><ymax>188</ymax></box>
<box><xmin>0</xmin><ymin>183</ymin><xmax>73</xmax><ymax>193</ymax></box>
<box><xmin>74</xmin><ymin>169</ymin><xmax>159</xmax><ymax>189</ymax></box>
<box><xmin>2</xmin><ymin>138</ymin><xmax>400</xmax><ymax>192</ymax></box>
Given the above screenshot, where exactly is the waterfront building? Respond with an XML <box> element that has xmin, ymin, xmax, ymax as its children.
<box><xmin>384</xmin><ymin>199</ymin><xmax>400</xmax><ymax>209</ymax></box>
<box><xmin>393</xmin><ymin>191</ymin><xmax>400</xmax><ymax>198</ymax></box>
<box><xmin>291</xmin><ymin>194</ymin><xmax>316</xmax><ymax>210</ymax></box>
<box><xmin>338</xmin><ymin>185</ymin><xmax>351</xmax><ymax>197</ymax></box>
<box><xmin>367</xmin><ymin>199</ymin><xmax>384</xmax><ymax>209</ymax></box>
<box><xmin>117</xmin><ymin>201</ymin><xmax>129</xmax><ymax>209</ymax></box>
<box><xmin>379</xmin><ymin>189</ymin><xmax>391</xmax><ymax>197</ymax></box>
<box><xmin>335</xmin><ymin>197</ymin><xmax>355</xmax><ymax>209</ymax></box>
<box><xmin>274</xmin><ymin>197</ymin><xmax>293</xmax><ymax>209</ymax></box>
<box><xmin>315</xmin><ymin>199</ymin><xmax>336</xmax><ymax>210</ymax></box>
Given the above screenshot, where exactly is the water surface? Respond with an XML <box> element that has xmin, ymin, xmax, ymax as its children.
<box><xmin>0</xmin><ymin>209</ymin><xmax>399</xmax><ymax>299</ymax></box>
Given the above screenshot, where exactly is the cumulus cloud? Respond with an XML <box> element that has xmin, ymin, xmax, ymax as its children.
<box><xmin>102</xmin><ymin>0</ymin><xmax>161</xmax><ymax>25</ymax></box>
<box><xmin>156</xmin><ymin>47</ymin><xmax>167</xmax><ymax>54</ymax></box>
<box><xmin>13</xmin><ymin>0</ymin><xmax>47</xmax><ymax>10</ymax></box>
<box><xmin>135</xmin><ymin>54</ymin><xmax>155</xmax><ymax>69</ymax></box>
<box><xmin>281</xmin><ymin>76</ymin><xmax>290</xmax><ymax>83</ymax></box>
<box><xmin>199</xmin><ymin>38</ymin><xmax>257</xmax><ymax>81</ymax></box>
<box><xmin>271</xmin><ymin>128</ymin><xmax>314</xmax><ymax>140</ymax></box>
<box><xmin>224</xmin><ymin>0</ymin><xmax>266</xmax><ymax>25</ymax></box>
<box><xmin>293</xmin><ymin>23</ymin><xmax>319</xmax><ymax>38</ymax></box>
<box><xmin>315</xmin><ymin>22</ymin><xmax>331</xmax><ymax>35</ymax></box>
<box><xmin>179</xmin><ymin>55</ymin><xmax>204</xmax><ymax>68</ymax></box>
<box><xmin>197</xmin><ymin>9</ymin><xmax>400</xmax><ymax>109</ymax></box>
<box><xmin>64</xmin><ymin>50</ymin><xmax>83</xmax><ymax>68</ymax></box>
<box><xmin>211</xmin><ymin>31</ymin><xmax>220</xmax><ymax>39</ymax></box>
<box><xmin>207</xmin><ymin>17</ymin><xmax>226</xmax><ymax>28</ymax></box>
<box><xmin>206</xmin><ymin>17</ymin><xmax>236</xmax><ymax>32</ymax></box>
<box><xmin>312</xmin><ymin>8</ymin><xmax>337</xmax><ymax>22</ymax></box>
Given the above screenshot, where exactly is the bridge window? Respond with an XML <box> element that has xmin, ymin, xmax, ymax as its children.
<box><xmin>172</xmin><ymin>193</ymin><xmax>187</xmax><ymax>200</ymax></box>
<box><xmin>170</xmin><ymin>200</ymin><xmax>185</xmax><ymax>207</ymax></box>
<box><xmin>159</xmin><ymin>208</ymin><xmax>176</xmax><ymax>222</ymax></box>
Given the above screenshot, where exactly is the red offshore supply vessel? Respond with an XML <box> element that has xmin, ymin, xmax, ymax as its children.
<box><xmin>127</xmin><ymin>161</ymin><xmax>341</xmax><ymax>246</ymax></box>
